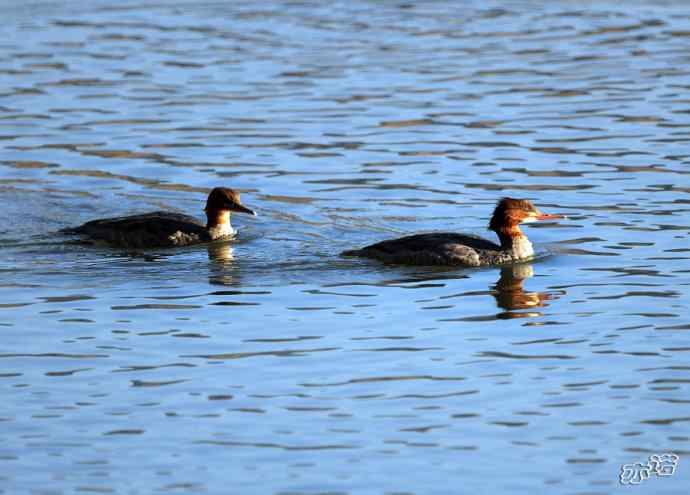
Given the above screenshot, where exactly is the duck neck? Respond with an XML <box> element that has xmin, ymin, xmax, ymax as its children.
<box><xmin>494</xmin><ymin>225</ymin><xmax>534</xmax><ymax>259</ymax></box>
<box><xmin>205</xmin><ymin>209</ymin><xmax>235</xmax><ymax>239</ymax></box>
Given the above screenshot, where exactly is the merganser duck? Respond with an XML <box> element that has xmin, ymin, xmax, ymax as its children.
<box><xmin>342</xmin><ymin>198</ymin><xmax>563</xmax><ymax>266</ymax></box>
<box><xmin>64</xmin><ymin>187</ymin><xmax>256</xmax><ymax>248</ymax></box>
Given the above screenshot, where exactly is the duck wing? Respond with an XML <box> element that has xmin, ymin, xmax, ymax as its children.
<box><xmin>343</xmin><ymin>232</ymin><xmax>502</xmax><ymax>266</ymax></box>
<box><xmin>67</xmin><ymin>211</ymin><xmax>207</xmax><ymax>247</ymax></box>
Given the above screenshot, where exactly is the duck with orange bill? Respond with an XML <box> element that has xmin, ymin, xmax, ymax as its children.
<box><xmin>64</xmin><ymin>187</ymin><xmax>256</xmax><ymax>248</ymax></box>
<box><xmin>342</xmin><ymin>198</ymin><xmax>565</xmax><ymax>266</ymax></box>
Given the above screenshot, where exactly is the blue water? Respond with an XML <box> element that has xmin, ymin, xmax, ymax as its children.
<box><xmin>1</xmin><ymin>1</ymin><xmax>689</xmax><ymax>493</ymax></box>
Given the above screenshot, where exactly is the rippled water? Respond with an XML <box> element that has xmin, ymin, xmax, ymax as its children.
<box><xmin>1</xmin><ymin>1</ymin><xmax>690</xmax><ymax>493</ymax></box>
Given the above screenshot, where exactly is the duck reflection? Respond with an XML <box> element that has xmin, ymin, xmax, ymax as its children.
<box><xmin>207</xmin><ymin>242</ymin><xmax>235</xmax><ymax>264</ymax></box>
<box><xmin>493</xmin><ymin>263</ymin><xmax>563</xmax><ymax>319</ymax></box>
<box><xmin>207</xmin><ymin>242</ymin><xmax>238</xmax><ymax>286</ymax></box>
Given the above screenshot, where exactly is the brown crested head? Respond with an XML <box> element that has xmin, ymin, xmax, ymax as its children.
<box><xmin>488</xmin><ymin>197</ymin><xmax>540</xmax><ymax>232</ymax></box>
<box><xmin>204</xmin><ymin>187</ymin><xmax>256</xmax><ymax>216</ymax></box>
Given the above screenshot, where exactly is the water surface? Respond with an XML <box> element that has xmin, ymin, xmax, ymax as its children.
<box><xmin>1</xmin><ymin>1</ymin><xmax>690</xmax><ymax>494</ymax></box>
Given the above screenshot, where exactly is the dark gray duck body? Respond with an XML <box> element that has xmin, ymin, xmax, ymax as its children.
<box><xmin>62</xmin><ymin>187</ymin><xmax>256</xmax><ymax>249</ymax></box>
<box><xmin>66</xmin><ymin>211</ymin><xmax>211</xmax><ymax>248</ymax></box>
<box><xmin>342</xmin><ymin>233</ymin><xmax>519</xmax><ymax>267</ymax></box>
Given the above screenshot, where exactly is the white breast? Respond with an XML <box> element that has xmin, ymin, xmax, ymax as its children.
<box><xmin>512</xmin><ymin>236</ymin><xmax>534</xmax><ymax>259</ymax></box>
<box><xmin>209</xmin><ymin>223</ymin><xmax>236</xmax><ymax>240</ymax></box>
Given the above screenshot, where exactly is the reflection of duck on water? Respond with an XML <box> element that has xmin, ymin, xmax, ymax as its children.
<box><xmin>206</xmin><ymin>241</ymin><xmax>239</xmax><ymax>286</ymax></box>
<box><xmin>207</xmin><ymin>242</ymin><xmax>235</xmax><ymax>264</ymax></box>
<box><xmin>493</xmin><ymin>263</ymin><xmax>564</xmax><ymax>319</ymax></box>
